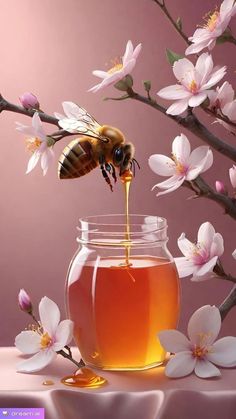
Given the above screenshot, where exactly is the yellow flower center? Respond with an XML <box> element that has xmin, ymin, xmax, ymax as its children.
<box><xmin>25</xmin><ymin>137</ymin><xmax>42</xmax><ymax>153</ymax></box>
<box><xmin>188</xmin><ymin>80</ymin><xmax>198</xmax><ymax>94</ymax></box>
<box><xmin>192</xmin><ymin>346</ymin><xmax>208</xmax><ymax>358</ymax></box>
<box><xmin>107</xmin><ymin>57</ymin><xmax>123</xmax><ymax>74</ymax></box>
<box><xmin>205</xmin><ymin>10</ymin><xmax>219</xmax><ymax>31</ymax></box>
<box><xmin>172</xmin><ymin>154</ymin><xmax>187</xmax><ymax>175</ymax></box>
<box><xmin>40</xmin><ymin>332</ymin><xmax>52</xmax><ymax>349</ymax></box>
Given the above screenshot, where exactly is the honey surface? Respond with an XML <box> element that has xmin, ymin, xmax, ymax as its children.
<box><xmin>68</xmin><ymin>257</ymin><xmax>180</xmax><ymax>370</ymax></box>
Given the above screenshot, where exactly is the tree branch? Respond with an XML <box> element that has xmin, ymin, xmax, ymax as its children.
<box><xmin>219</xmin><ymin>285</ymin><xmax>236</xmax><ymax>320</ymax></box>
<box><xmin>184</xmin><ymin>176</ymin><xmax>236</xmax><ymax>220</ymax></box>
<box><xmin>152</xmin><ymin>0</ymin><xmax>190</xmax><ymax>45</ymax></box>
<box><xmin>126</xmin><ymin>89</ymin><xmax>236</xmax><ymax>162</ymax></box>
<box><xmin>0</xmin><ymin>94</ymin><xmax>74</xmax><ymax>142</ymax></box>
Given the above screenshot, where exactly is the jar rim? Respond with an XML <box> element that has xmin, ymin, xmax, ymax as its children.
<box><xmin>78</xmin><ymin>214</ymin><xmax>166</xmax><ymax>229</ymax></box>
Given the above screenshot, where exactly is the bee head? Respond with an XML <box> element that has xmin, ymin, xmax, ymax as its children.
<box><xmin>113</xmin><ymin>143</ymin><xmax>135</xmax><ymax>175</ymax></box>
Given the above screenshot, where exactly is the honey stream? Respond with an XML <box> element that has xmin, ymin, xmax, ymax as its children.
<box><xmin>61</xmin><ymin>171</ymin><xmax>133</xmax><ymax>389</ymax></box>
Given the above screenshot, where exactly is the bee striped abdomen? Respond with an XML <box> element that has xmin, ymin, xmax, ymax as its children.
<box><xmin>58</xmin><ymin>138</ymin><xmax>98</xmax><ymax>179</ymax></box>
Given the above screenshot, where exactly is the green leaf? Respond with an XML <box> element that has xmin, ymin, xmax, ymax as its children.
<box><xmin>216</xmin><ymin>28</ymin><xmax>234</xmax><ymax>45</ymax></box>
<box><xmin>176</xmin><ymin>17</ymin><xmax>182</xmax><ymax>31</ymax></box>
<box><xmin>166</xmin><ymin>49</ymin><xmax>184</xmax><ymax>66</ymax></box>
<box><xmin>143</xmin><ymin>80</ymin><xmax>151</xmax><ymax>93</ymax></box>
<box><xmin>114</xmin><ymin>75</ymin><xmax>133</xmax><ymax>91</ymax></box>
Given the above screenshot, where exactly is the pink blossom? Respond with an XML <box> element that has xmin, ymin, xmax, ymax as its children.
<box><xmin>175</xmin><ymin>222</ymin><xmax>224</xmax><ymax>281</ymax></box>
<box><xmin>88</xmin><ymin>40</ymin><xmax>142</xmax><ymax>93</ymax></box>
<box><xmin>215</xmin><ymin>180</ymin><xmax>227</xmax><ymax>194</ymax></box>
<box><xmin>15</xmin><ymin>297</ymin><xmax>73</xmax><ymax>373</ymax></box>
<box><xmin>208</xmin><ymin>81</ymin><xmax>234</xmax><ymax>110</ymax></box>
<box><xmin>233</xmin><ymin>249</ymin><xmax>236</xmax><ymax>259</ymax></box>
<box><xmin>159</xmin><ymin>305</ymin><xmax>236</xmax><ymax>378</ymax></box>
<box><xmin>16</xmin><ymin>113</ymin><xmax>55</xmax><ymax>176</ymax></box>
<box><xmin>157</xmin><ymin>53</ymin><xmax>226</xmax><ymax>115</ymax></box>
<box><xmin>19</xmin><ymin>92</ymin><xmax>39</xmax><ymax>110</ymax></box>
<box><xmin>229</xmin><ymin>165</ymin><xmax>236</xmax><ymax>188</ymax></box>
<box><xmin>18</xmin><ymin>289</ymin><xmax>32</xmax><ymax>313</ymax></box>
<box><xmin>148</xmin><ymin>134</ymin><xmax>213</xmax><ymax>196</ymax></box>
<box><xmin>186</xmin><ymin>0</ymin><xmax>236</xmax><ymax>55</ymax></box>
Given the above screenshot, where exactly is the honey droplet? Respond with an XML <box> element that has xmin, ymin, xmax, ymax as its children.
<box><xmin>42</xmin><ymin>380</ymin><xmax>55</xmax><ymax>386</ymax></box>
<box><xmin>61</xmin><ymin>367</ymin><xmax>107</xmax><ymax>388</ymax></box>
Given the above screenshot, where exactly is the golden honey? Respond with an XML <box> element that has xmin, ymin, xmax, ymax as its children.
<box><xmin>67</xmin><ymin>256</ymin><xmax>179</xmax><ymax>370</ymax></box>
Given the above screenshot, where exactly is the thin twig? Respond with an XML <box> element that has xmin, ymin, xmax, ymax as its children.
<box><xmin>57</xmin><ymin>349</ymin><xmax>85</xmax><ymax>368</ymax></box>
<box><xmin>152</xmin><ymin>0</ymin><xmax>190</xmax><ymax>45</ymax></box>
<box><xmin>184</xmin><ymin>176</ymin><xmax>236</xmax><ymax>220</ymax></box>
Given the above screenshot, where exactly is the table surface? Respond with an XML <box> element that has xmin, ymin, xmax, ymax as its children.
<box><xmin>1</xmin><ymin>347</ymin><xmax>236</xmax><ymax>419</ymax></box>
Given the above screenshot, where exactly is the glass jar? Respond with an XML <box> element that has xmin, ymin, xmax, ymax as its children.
<box><xmin>66</xmin><ymin>214</ymin><xmax>180</xmax><ymax>371</ymax></box>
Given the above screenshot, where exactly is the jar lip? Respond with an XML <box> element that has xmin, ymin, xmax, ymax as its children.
<box><xmin>78</xmin><ymin>214</ymin><xmax>167</xmax><ymax>230</ymax></box>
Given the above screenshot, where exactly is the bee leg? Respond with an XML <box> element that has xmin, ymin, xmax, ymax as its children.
<box><xmin>110</xmin><ymin>163</ymin><xmax>117</xmax><ymax>183</ymax></box>
<box><xmin>100</xmin><ymin>164</ymin><xmax>113</xmax><ymax>192</ymax></box>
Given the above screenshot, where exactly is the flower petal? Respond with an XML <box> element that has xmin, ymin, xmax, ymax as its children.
<box><xmin>41</xmin><ymin>148</ymin><xmax>54</xmax><ymax>176</ymax></box>
<box><xmin>122</xmin><ymin>40</ymin><xmax>134</xmax><ymax>65</ymax></box>
<box><xmin>152</xmin><ymin>175</ymin><xmax>183</xmax><ymax>190</ymax></box>
<box><xmin>165</xmin><ymin>352</ymin><xmax>196</xmax><ymax>378</ymax></box>
<box><xmin>172</xmin><ymin>133</ymin><xmax>191</xmax><ymax>163</ymax></box>
<box><xmin>166</xmin><ymin>99</ymin><xmax>189</xmax><ymax>116</ymax></box>
<box><xmin>194</xmin><ymin>359</ymin><xmax>221</xmax><ymax>378</ymax></box>
<box><xmin>188</xmin><ymin>146</ymin><xmax>213</xmax><ymax>172</ymax></box>
<box><xmin>201</xmin><ymin>66</ymin><xmax>227</xmax><ymax>90</ymax></box>
<box><xmin>173</xmin><ymin>58</ymin><xmax>194</xmax><ymax>82</ymax></box>
<box><xmin>186</xmin><ymin>149</ymin><xmax>213</xmax><ymax>180</ymax></box>
<box><xmin>155</xmin><ymin>177</ymin><xmax>185</xmax><ymax>196</ymax></box>
<box><xmin>210</xmin><ymin>233</ymin><xmax>224</xmax><ymax>258</ymax></box>
<box><xmin>233</xmin><ymin>249</ymin><xmax>236</xmax><ymax>259</ymax></box>
<box><xmin>187</xmin><ymin>305</ymin><xmax>221</xmax><ymax>346</ymax></box>
<box><xmin>207</xmin><ymin>337</ymin><xmax>236</xmax><ymax>367</ymax></box>
<box><xmin>148</xmin><ymin>154</ymin><xmax>175</xmax><ymax>176</ymax></box>
<box><xmin>132</xmin><ymin>43</ymin><xmax>142</xmax><ymax>60</ymax></box>
<box><xmin>197</xmin><ymin>222</ymin><xmax>215</xmax><ymax>249</ymax></box>
<box><xmin>53</xmin><ymin>320</ymin><xmax>74</xmax><ymax>351</ymax></box>
<box><xmin>17</xmin><ymin>349</ymin><xmax>56</xmax><ymax>373</ymax></box>
<box><xmin>195</xmin><ymin>53</ymin><xmax>213</xmax><ymax>86</ymax></box>
<box><xmin>177</xmin><ymin>233</ymin><xmax>194</xmax><ymax>257</ymax></box>
<box><xmin>26</xmin><ymin>152</ymin><xmax>41</xmax><ymax>174</ymax></box>
<box><xmin>188</xmin><ymin>92</ymin><xmax>207</xmax><ymax>107</ymax></box>
<box><xmin>158</xmin><ymin>330</ymin><xmax>191</xmax><ymax>353</ymax></box>
<box><xmin>15</xmin><ymin>331</ymin><xmax>41</xmax><ymax>355</ymax></box>
<box><xmin>195</xmin><ymin>256</ymin><xmax>218</xmax><ymax>276</ymax></box>
<box><xmin>157</xmin><ymin>85</ymin><xmax>190</xmax><ymax>100</ymax></box>
<box><xmin>39</xmin><ymin>296</ymin><xmax>60</xmax><ymax>336</ymax></box>
<box><xmin>174</xmin><ymin>257</ymin><xmax>195</xmax><ymax>278</ymax></box>
<box><xmin>92</xmin><ymin>70</ymin><xmax>109</xmax><ymax>79</ymax></box>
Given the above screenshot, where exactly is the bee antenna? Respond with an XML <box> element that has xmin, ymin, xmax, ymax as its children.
<box><xmin>133</xmin><ymin>158</ymin><xmax>140</xmax><ymax>170</ymax></box>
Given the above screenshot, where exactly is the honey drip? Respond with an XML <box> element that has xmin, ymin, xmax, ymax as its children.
<box><xmin>120</xmin><ymin>170</ymin><xmax>133</xmax><ymax>267</ymax></box>
<box><xmin>61</xmin><ymin>367</ymin><xmax>107</xmax><ymax>388</ymax></box>
<box><xmin>42</xmin><ymin>380</ymin><xmax>54</xmax><ymax>386</ymax></box>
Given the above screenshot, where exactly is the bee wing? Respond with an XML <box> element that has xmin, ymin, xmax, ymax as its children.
<box><xmin>58</xmin><ymin>102</ymin><xmax>103</xmax><ymax>140</ymax></box>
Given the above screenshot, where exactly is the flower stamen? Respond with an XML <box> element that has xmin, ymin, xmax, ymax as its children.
<box><xmin>107</xmin><ymin>57</ymin><xmax>123</xmax><ymax>74</ymax></box>
<box><xmin>203</xmin><ymin>9</ymin><xmax>220</xmax><ymax>32</ymax></box>
<box><xmin>25</xmin><ymin>137</ymin><xmax>42</xmax><ymax>153</ymax></box>
<box><xmin>40</xmin><ymin>332</ymin><xmax>52</xmax><ymax>349</ymax></box>
<box><xmin>188</xmin><ymin>80</ymin><xmax>198</xmax><ymax>94</ymax></box>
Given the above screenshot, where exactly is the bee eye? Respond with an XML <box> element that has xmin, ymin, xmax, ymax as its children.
<box><xmin>114</xmin><ymin>147</ymin><xmax>124</xmax><ymax>164</ymax></box>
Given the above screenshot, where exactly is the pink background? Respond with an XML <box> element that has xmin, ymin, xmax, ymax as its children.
<box><xmin>0</xmin><ymin>0</ymin><xmax>235</xmax><ymax>345</ymax></box>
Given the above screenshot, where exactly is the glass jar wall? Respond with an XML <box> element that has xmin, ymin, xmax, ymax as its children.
<box><xmin>66</xmin><ymin>214</ymin><xmax>180</xmax><ymax>371</ymax></box>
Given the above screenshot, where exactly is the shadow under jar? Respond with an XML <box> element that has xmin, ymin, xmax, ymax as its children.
<box><xmin>66</xmin><ymin>214</ymin><xmax>180</xmax><ymax>371</ymax></box>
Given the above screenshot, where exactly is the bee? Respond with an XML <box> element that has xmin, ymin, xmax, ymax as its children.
<box><xmin>58</xmin><ymin>105</ymin><xmax>139</xmax><ymax>191</ymax></box>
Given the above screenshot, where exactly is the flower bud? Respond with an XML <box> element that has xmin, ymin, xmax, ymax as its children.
<box><xmin>233</xmin><ymin>249</ymin><xmax>236</xmax><ymax>260</ymax></box>
<box><xmin>19</xmin><ymin>92</ymin><xmax>39</xmax><ymax>110</ymax></box>
<box><xmin>18</xmin><ymin>289</ymin><xmax>33</xmax><ymax>313</ymax></box>
<box><xmin>229</xmin><ymin>165</ymin><xmax>236</xmax><ymax>189</ymax></box>
<box><xmin>215</xmin><ymin>180</ymin><xmax>227</xmax><ymax>195</ymax></box>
